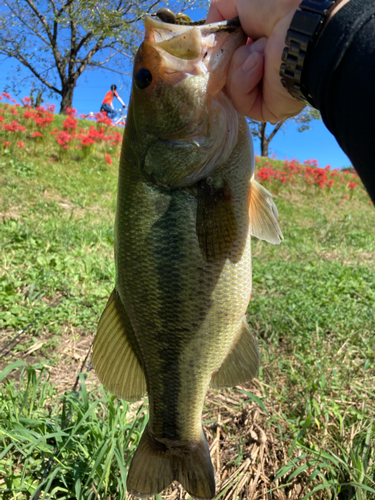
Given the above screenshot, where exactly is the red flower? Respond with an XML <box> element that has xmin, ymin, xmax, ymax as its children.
<box><xmin>31</xmin><ymin>131</ymin><xmax>43</xmax><ymax>138</ymax></box>
<box><xmin>94</xmin><ymin>112</ymin><xmax>113</xmax><ymax>126</ymax></box>
<box><xmin>2</xmin><ymin>120</ymin><xmax>26</xmax><ymax>133</ymax></box>
<box><xmin>63</xmin><ymin>115</ymin><xmax>77</xmax><ymax>132</ymax></box>
<box><xmin>81</xmin><ymin>136</ymin><xmax>95</xmax><ymax>147</ymax></box>
<box><xmin>55</xmin><ymin>130</ymin><xmax>73</xmax><ymax>148</ymax></box>
<box><xmin>105</xmin><ymin>154</ymin><xmax>112</xmax><ymax>165</ymax></box>
<box><xmin>303</xmin><ymin>159</ymin><xmax>319</xmax><ymax>167</ymax></box>
<box><xmin>347</xmin><ymin>181</ymin><xmax>357</xmax><ymax>190</ymax></box>
<box><xmin>17</xmin><ymin>140</ymin><xmax>25</xmax><ymax>148</ymax></box>
<box><xmin>34</xmin><ymin>113</ymin><xmax>54</xmax><ymax>128</ymax></box>
<box><xmin>4</xmin><ymin>141</ymin><xmax>9</xmax><ymax>147</ymax></box>
<box><xmin>23</xmin><ymin>110</ymin><xmax>35</xmax><ymax>119</ymax></box>
<box><xmin>65</xmin><ymin>107</ymin><xmax>77</xmax><ymax>117</ymax></box>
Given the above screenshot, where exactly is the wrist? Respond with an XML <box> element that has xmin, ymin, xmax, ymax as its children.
<box><xmin>279</xmin><ymin>0</ymin><xmax>347</xmax><ymax>106</ymax></box>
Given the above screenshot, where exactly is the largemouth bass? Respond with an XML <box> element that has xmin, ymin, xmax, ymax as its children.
<box><xmin>93</xmin><ymin>13</ymin><xmax>282</xmax><ymax>500</ymax></box>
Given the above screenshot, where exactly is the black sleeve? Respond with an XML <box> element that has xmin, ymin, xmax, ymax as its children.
<box><xmin>303</xmin><ymin>0</ymin><xmax>375</xmax><ymax>202</ymax></box>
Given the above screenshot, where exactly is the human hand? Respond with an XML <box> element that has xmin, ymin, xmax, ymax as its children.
<box><xmin>207</xmin><ymin>0</ymin><xmax>305</xmax><ymax>123</ymax></box>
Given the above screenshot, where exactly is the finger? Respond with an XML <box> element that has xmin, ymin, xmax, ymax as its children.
<box><xmin>206</xmin><ymin>0</ymin><xmax>238</xmax><ymax>24</ymax></box>
<box><xmin>248</xmin><ymin>37</ymin><xmax>267</xmax><ymax>55</ymax></box>
<box><xmin>226</xmin><ymin>38</ymin><xmax>267</xmax><ymax>77</ymax></box>
<box><xmin>226</xmin><ymin>48</ymin><xmax>264</xmax><ymax>118</ymax></box>
<box><xmin>206</xmin><ymin>5</ymin><xmax>225</xmax><ymax>23</ymax></box>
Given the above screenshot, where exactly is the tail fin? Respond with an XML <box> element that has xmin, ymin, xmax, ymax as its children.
<box><xmin>127</xmin><ymin>425</ymin><xmax>215</xmax><ymax>500</ymax></box>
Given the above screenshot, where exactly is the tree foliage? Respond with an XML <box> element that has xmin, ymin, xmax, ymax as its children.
<box><xmin>0</xmin><ymin>0</ymin><xmax>203</xmax><ymax>113</ymax></box>
<box><xmin>249</xmin><ymin>107</ymin><xmax>321</xmax><ymax>157</ymax></box>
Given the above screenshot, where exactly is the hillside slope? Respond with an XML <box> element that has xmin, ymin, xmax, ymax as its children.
<box><xmin>1</xmin><ymin>96</ymin><xmax>374</xmax><ymax>500</ymax></box>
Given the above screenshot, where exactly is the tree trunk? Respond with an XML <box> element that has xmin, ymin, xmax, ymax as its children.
<box><xmin>260</xmin><ymin>122</ymin><xmax>269</xmax><ymax>157</ymax></box>
<box><xmin>59</xmin><ymin>81</ymin><xmax>76</xmax><ymax>114</ymax></box>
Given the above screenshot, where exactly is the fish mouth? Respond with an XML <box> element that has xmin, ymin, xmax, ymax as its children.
<box><xmin>144</xmin><ymin>16</ymin><xmax>244</xmax><ymax>59</ymax></box>
<box><xmin>143</xmin><ymin>14</ymin><xmax>245</xmax><ymax>95</ymax></box>
<box><xmin>144</xmin><ymin>15</ymin><xmax>241</xmax><ymax>38</ymax></box>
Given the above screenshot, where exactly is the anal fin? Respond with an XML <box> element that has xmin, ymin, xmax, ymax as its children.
<box><xmin>249</xmin><ymin>178</ymin><xmax>283</xmax><ymax>244</ymax></box>
<box><xmin>211</xmin><ymin>317</ymin><xmax>259</xmax><ymax>388</ymax></box>
<box><xmin>92</xmin><ymin>289</ymin><xmax>146</xmax><ymax>401</ymax></box>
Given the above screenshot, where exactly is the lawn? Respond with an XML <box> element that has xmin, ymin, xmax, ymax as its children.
<box><xmin>1</xmin><ymin>93</ymin><xmax>374</xmax><ymax>499</ymax></box>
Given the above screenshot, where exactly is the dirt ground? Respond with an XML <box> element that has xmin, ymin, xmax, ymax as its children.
<box><xmin>0</xmin><ymin>327</ymin><xmax>311</xmax><ymax>500</ymax></box>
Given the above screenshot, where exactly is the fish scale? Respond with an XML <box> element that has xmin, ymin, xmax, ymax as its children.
<box><xmin>92</xmin><ymin>13</ymin><xmax>282</xmax><ymax>500</ymax></box>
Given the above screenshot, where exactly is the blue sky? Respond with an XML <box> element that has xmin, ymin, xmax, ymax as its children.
<box><xmin>0</xmin><ymin>3</ymin><xmax>351</xmax><ymax>170</ymax></box>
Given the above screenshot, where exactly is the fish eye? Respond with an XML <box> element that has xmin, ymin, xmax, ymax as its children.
<box><xmin>134</xmin><ymin>69</ymin><xmax>153</xmax><ymax>90</ymax></box>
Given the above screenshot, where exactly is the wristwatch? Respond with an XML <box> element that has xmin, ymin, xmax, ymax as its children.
<box><xmin>280</xmin><ymin>0</ymin><xmax>342</xmax><ymax>105</ymax></box>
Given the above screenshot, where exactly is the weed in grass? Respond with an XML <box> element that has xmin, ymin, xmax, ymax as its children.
<box><xmin>0</xmin><ymin>363</ymin><xmax>148</xmax><ymax>500</ymax></box>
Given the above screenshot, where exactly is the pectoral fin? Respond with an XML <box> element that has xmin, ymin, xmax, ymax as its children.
<box><xmin>196</xmin><ymin>179</ymin><xmax>237</xmax><ymax>262</ymax></box>
<box><xmin>92</xmin><ymin>290</ymin><xmax>146</xmax><ymax>401</ymax></box>
<box><xmin>211</xmin><ymin>317</ymin><xmax>259</xmax><ymax>388</ymax></box>
<box><xmin>249</xmin><ymin>178</ymin><xmax>283</xmax><ymax>244</ymax></box>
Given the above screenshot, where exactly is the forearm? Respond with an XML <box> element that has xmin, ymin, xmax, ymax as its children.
<box><xmin>304</xmin><ymin>0</ymin><xmax>375</xmax><ymax>201</ymax></box>
<box><xmin>117</xmin><ymin>96</ymin><xmax>126</xmax><ymax>107</ymax></box>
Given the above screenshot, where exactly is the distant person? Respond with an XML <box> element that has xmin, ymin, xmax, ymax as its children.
<box><xmin>100</xmin><ymin>84</ymin><xmax>126</xmax><ymax>120</ymax></box>
<box><xmin>207</xmin><ymin>0</ymin><xmax>375</xmax><ymax>203</ymax></box>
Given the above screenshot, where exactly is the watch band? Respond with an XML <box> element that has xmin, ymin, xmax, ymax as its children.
<box><xmin>280</xmin><ymin>0</ymin><xmax>341</xmax><ymax>106</ymax></box>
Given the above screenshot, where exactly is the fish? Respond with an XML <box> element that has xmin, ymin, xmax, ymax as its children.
<box><xmin>92</xmin><ymin>12</ymin><xmax>283</xmax><ymax>500</ymax></box>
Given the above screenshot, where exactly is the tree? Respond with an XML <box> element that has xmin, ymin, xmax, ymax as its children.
<box><xmin>0</xmin><ymin>0</ymin><xmax>202</xmax><ymax>113</ymax></box>
<box><xmin>249</xmin><ymin>107</ymin><xmax>321</xmax><ymax>157</ymax></box>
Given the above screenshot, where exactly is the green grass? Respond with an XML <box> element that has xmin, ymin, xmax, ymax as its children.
<box><xmin>1</xmin><ymin>101</ymin><xmax>375</xmax><ymax>498</ymax></box>
<box><xmin>0</xmin><ymin>362</ymin><xmax>148</xmax><ymax>499</ymax></box>
<box><xmin>247</xmin><ymin>175</ymin><xmax>375</xmax><ymax>498</ymax></box>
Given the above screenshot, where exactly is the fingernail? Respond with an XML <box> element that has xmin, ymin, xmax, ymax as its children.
<box><xmin>242</xmin><ymin>52</ymin><xmax>258</xmax><ymax>72</ymax></box>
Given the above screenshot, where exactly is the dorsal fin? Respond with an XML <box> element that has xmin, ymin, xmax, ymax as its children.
<box><xmin>92</xmin><ymin>290</ymin><xmax>146</xmax><ymax>401</ymax></box>
<box><xmin>249</xmin><ymin>178</ymin><xmax>283</xmax><ymax>244</ymax></box>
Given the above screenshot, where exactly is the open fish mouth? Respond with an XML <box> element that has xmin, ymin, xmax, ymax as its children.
<box><xmin>143</xmin><ymin>15</ymin><xmax>245</xmax><ymax>92</ymax></box>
